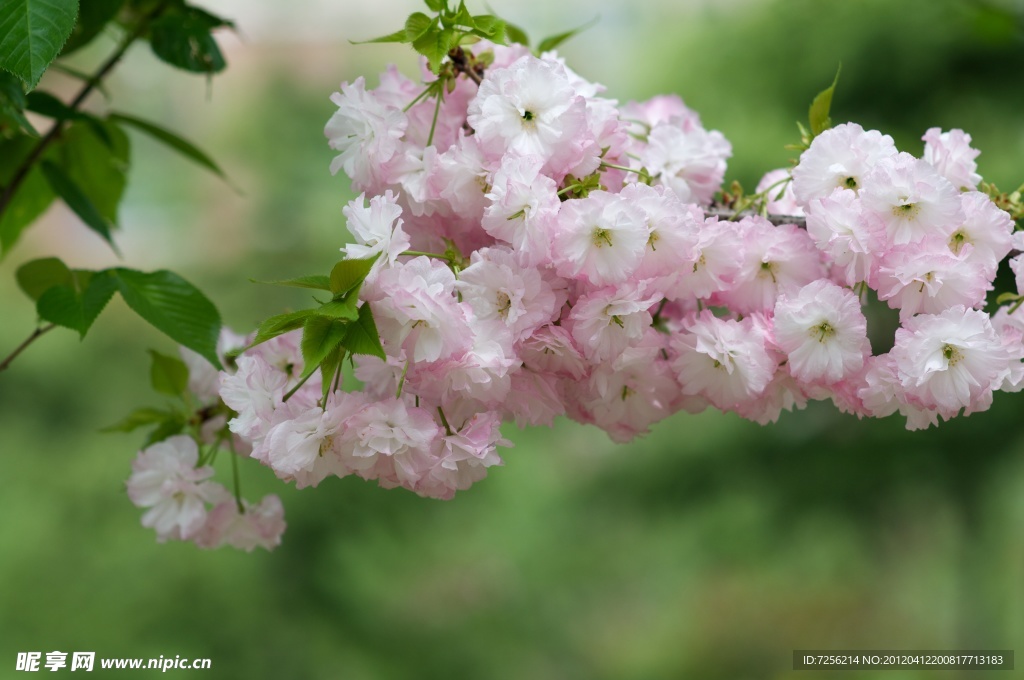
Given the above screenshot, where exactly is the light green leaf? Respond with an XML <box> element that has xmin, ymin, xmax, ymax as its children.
<box><xmin>40</xmin><ymin>159</ymin><xmax>118</xmax><ymax>251</ymax></box>
<box><xmin>536</xmin><ymin>16</ymin><xmax>598</xmax><ymax>54</ymax></box>
<box><xmin>100</xmin><ymin>406</ymin><xmax>172</xmax><ymax>433</ymax></box>
<box><xmin>36</xmin><ymin>269</ymin><xmax>117</xmax><ymax>337</ymax></box>
<box><xmin>112</xmin><ymin>268</ymin><xmax>223</xmax><ymax>368</ymax></box>
<box><xmin>0</xmin><ymin>0</ymin><xmax>80</xmax><ymax>89</ymax></box>
<box><xmin>316</xmin><ymin>298</ymin><xmax>359</xmax><ymax>321</ymax></box>
<box><xmin>250</xmin><ymin>309</ymin><xmax>316</xmax><ymax>347</ymax></box>
<box><xmin>250</xmin><ymin>274</ymin><xmax>331</xmax><ymax>291</ymax></box>
<box><xmin>471</xmin><ymin>15</ymin><xmax>505</xmax><ymax>41</ymax></box>
<box><xmin>414</xmin><ymin>25</ymin><xmax>455</xmax><ymax>73</ymax></box>
<box><xmin>504</xmin><ymin>21</ymin><xmax>529</xmax><ymax>46</ymax></box>
<box><xmin>148</xmin><ymin>349</ymin><xmax>189</xmax><ymax>397</ymax></box>
<box><xmin>424</xmin><ymin>0</ymin><xmax>446</xmax><ymax>12</ymax></box>
<box><xmin>16</xmin><ymin>256</ymin><xmax>71</xmax><ymax>300</ymax></box>
<box><xmin>809</xmin><ymin>64</ymin><xmax>841</xmax><ymax>137</ymax></box>
<box><xmin>342</xmin><ymin>303</ymin><xmax>386</xmax><ymax>359</ymax></box>
<box><xmin>351</xmin><ymin>28</ymin><xmax>409</xmax><ymax>45</ymax></box>
<box><xmin>405</xmin><ymin>12</ymin><xmax>433</xmax><ymax>42</ymax></box>
<box><xmin>996</xmin><ymin>292</ymin><xmax>1021</xmax><ymax>305</ymax></box>
<box><xmin>299</xmin><ymin>315</ymin><xmax>348</xmax><ymax>379</ymax></box>
<box><xmin>329</xmin><ymin>254</ymin><xmax>379</xmax><ymax>296</ymax></box>
<box><xmin>319</xmin><ymin>343</ymin><xmax>344</xmax><ymax>400</ymax></box>
<box><xmin>109</xmin><ymin>112</ymin><xmax>229</xmax><ymax>182</ymax></box>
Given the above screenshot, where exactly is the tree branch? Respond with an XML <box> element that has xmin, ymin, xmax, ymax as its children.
<box><xmin>0</xmin><ymin>324</ymin><xmax>56</xmax><ymax>373</ymax></box>
<box><xmin>704</xmin><ymin>208</ymin><xmax>806</xmax><ymax>228</ymax></box>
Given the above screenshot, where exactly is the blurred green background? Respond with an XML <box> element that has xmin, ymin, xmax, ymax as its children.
<box><xmin>2</xmin><ymin>0</ymin><xmax>1024</xmax><ymax>678</ymax></box>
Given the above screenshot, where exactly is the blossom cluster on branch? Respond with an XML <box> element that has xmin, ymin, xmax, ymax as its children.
<box><xmin>123</xmin><ymin>30</ymin><xmax>1024</xmax><ymax>550</ymax></box>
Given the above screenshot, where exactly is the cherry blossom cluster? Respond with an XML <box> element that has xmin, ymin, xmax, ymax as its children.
<box><xmin>125</xmin><ymin>39</ymin><xmax>1024</xmax><ymax>548</ymax></box>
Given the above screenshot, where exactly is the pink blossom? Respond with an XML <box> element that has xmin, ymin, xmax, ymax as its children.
<box><xmin>641</xmin><ymin>121</ymin><xmax>731</xmax><ymax>204</ymax></box>
<box><xmin>341</xmin><ymin>190</ymin><xmax>411</xmax><ymax>270</ymax></box>
<box><xmin>791</xmin><ymin>122</ymin><xmax>897</xmax><ymax>204</ymax></box>
<box><xmin>481</xmin><ymin>154</ymin><xmax>561</xmax><ymax>267</ymax></box>
<box><xmin>554</xmin><ymin>190</ymin><xmax>648</xmax><ymax>286</ymax></box>
<box><xmin>196</xmin><ymin>495</ymin><xmax>286</xmax><ymax>552</ymax></box>
<box><xmin>922</xmin><ymin>127</ymin><xmax>981</xmax><ymax>191</ymax></box>
<box><xmin>805</xmin><ymin>188</ymin><xmax>885</xmax><ymax>287</ymax></box>
<box><xmin>568</xmin><ymin>282</ymin><xmax>661</xmax><ymax>363</ymax></box>
<box><xmin>875</xmin><ymin>237</ymin><xmax>990</xmax><ymax>321</ymax></box>
<box><xmin>325</xmin><ymin>77</ymin><xmax>408</xmax><ymax>189</ymax></box>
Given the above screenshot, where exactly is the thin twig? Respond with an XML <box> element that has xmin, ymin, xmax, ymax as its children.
<box><xmin>704</xmin><ymin>208</ymin><xmax>806</xmax><ymax>228</ymax></box>
<box><xmin>0</xmin><ymin>324</ymin><xmax>56</xmax><ymax>372</ymax></box>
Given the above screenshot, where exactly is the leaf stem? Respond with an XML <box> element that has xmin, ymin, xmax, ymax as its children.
<box><xmin>426</xmin><ymin>80</ymin><xmax>445</xmax><ymax>147</ymax></box>
<box><xmin>0</xmin><ymin>0</ymin><xmax>170</xmax><ymax>221</ymax></box>
<box><xmin>0</xmin><ymin>323</ymin><xmax>56</xmax><ymax>373</ymax></box>
<box><xmin>437</xmin><ymin>406</ymin><xmax>453</xmax><ymax>436</ymax></box>
<box><xmin>229</xmin><ymin>437</ymin><xmax>244</xmax><ymax>514</ymax></box>
<box><xmin>282</xmin><ymin>370</ymin><xmax>314</xmax><ymax>402</ymax></box>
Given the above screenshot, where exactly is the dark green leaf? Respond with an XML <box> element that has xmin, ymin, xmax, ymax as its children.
<box><xmin>316</xmin><ymin>297</ymin><xmax>359</xmax><ymax>321</ymax></box>
<box><xmin>319</xmin><ymin>343</ymin><xmax>344</xmax><ymax>401</ymax></box>
<box><xmin>536</xmin><ymin>16</ymin><xmax>598</xmax><ymax>54</ymax></box>
<box><xmin>143</xmin><ymin>415</ymin><xmax>186</xmax><ymax>446</ymax></box>
<box><xmin>0</xmin><ymin>0</ymin><xmax>79</xmax><ymax>88</ymax></box>
<box><xmin>109</xmin><ymin>112</ymin><xmax>229</xmax><ymax>181</ymax></box>
<box><xmin>36</xmin><ymin>269</ymin><xmax>117</xmax><ymax>337</ymax></box>
<box><xmin>40</xmin><ymin>159</ymin><xmax>118</xmax><ymax>251</ymax></box>
<box><xmin>251</xmin><ymin>309</ymin><xmax>316</xmax><ymax>347</ymax></box>
<box><xmin>299</xmin><ymin>315</ymin><xmax>347</xmax><ymax>379</ymax></box>
<box><xmin>16</xmin><ymin>256</ymin><xmax>71</xmax><ymax>300</ymax></box>
<box><xmin>100</xmin><ymin>406</ymin><xmax>172</xmax><ymax>433</ymax></box>
<box><xmin>405</xmin><ymin>12</ymin><xmax>433</xmax><ymax>42</ymax></box>
<box><xmin>329</xmin><ymin>254</ymin><xmax>379</xmax><ymax>296</ymax></box>
<box><xmin>149</xmin><ymin>8</ymin><xmax>227</xmax><ymax>74</ymax></box>
<box><xmin>26</xmin><ymin>89</ymin><xmax>80</xmax><ymax>120</ymax></box>
<box><xmin>809</xmin><ymin>64</ymin><xmax>841</xmax><ymax>137</ymax></box>
<box><xmin>48</xmin><ymin>119</ymin><xmax>129</xmax><ymax>226</ymax></box>
<box><xmin>0</xmin><ymin>136</ymin><xmax>55</xmax><ymax>254</ymax></box>
<box><xmin>342</xmin><ymin>303</ymin><xmax>386</xmax><ymax>359</ymax></box>
<box><xmin>61</xmin><ymin>0</ymin><xmax>122</xmax><ymax>55</ymax></box>
<box><xmin>0</xmin><ymin>71</ymin><xmax>37</xmax><ymax>135</ymax></box>
<box><xmin>112</xmin><ymin>268</ymin><xmax>223</xmax><ymax>368</ymax></box>
<box><xmin>250</xmin><ymin>274</ymin><xmax>331</xmax><ymax>291</ymax></box>
<box><xmin>148</xmin><ymin>349</ymin><xmax>189</xmax><ymax>397</ymax></box>
<box><xmin>504</xmin><ymin>21</ymin><xmax>529</xmax><ymax>46</ymax></box>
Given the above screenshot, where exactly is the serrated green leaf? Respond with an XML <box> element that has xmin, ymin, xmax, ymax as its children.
<box><xmin>112</xmin><ymin>268</ymin><xmax>222</xmax><ymax>368</ymax></box>
<box><xmin>809</xmin><ymin>64</ymin><xmax>841</xmax><ymax>137</ymax></box>
<box><xmin>48</xmin><ymin>119</ymin><xmax>130</xmax><ymax>226</ymax></box>
<box><xmin>250</xmin><ymin>309</ymin><xmax>316</xmax><ymax>347</ymax></box>
<box><xmin>250</xmin><ymin>274</ymin><xmax>331</xmax><ymax>291</ymax></box>
<box><xmin>342</xmin><ymin>303</ymin><xmax>386</xmax><ymax>359</ymax></box>
<box><xmin>424</xmin><ymin>0</ymin><xmax>446</xmax><ymax>11</ymax></box>
<box><xmin>109</xmin><ymin>112</ymin><xmax>229</xmax><ymax>182</ymax></box>
<box><xmin>536</xmin><ymin>16</ymin><xmax>598</xmax><ymax>54</ymax></box>
<box><xmin>316</xmin><ymin>297</ymin><xmax>359</xmax><ymax>321</ymax></box>
<box><xmin>414</xmin><ymin>25</ymin><xmax>455</xmax><ymax>73</ymax></box>
<box><xmin>16</xmin><ymin>256</ymin><xmax>71</xmax><ymax>300</ymax></box>
<box><xmin>99</xmin><ymin>406</ymin><xmax>171</xmax><ymax>433</ymax></box>
<box><xmin>0</xmin><ymin>0</ymin><xmax>80</xmax><ymax>89</ymax></box>
<box><xmin>149</xmin><ymin>7</ymin><xmax>227</xmax><ymax>74</ymax></box>
<box><xmin>0</xmin><ymin>71</ymin><xmax>37</xmax><ymax>135</ymax></box>
<box><xmin>351</xmin><ymin>28</ymin><xmax>409</xmax><ymax>45</ymax></box>
<box><xmin>319</xmin><ymin>343</ymin><xmax>344</xmax><ymax>400</ymax></box>
<box><xmin>0</xmin><ymin>135</ymin><xmax>55</xmax><ymax>254</ymax></box>
<box><xmin>329</xmin><ymin>254</ymin><xmax>379</xmax><ymax>296</ymax></box>
<box><xmin>61</xmin><ymin>0</ymin><xmax>121</xmax><ymax>55</ymax></box>
<box><xmin>299</xmin><ymin>315</ymin><xmax>347</xmax><ymax>380</ymax></box>
<box><xmin>471</xmin><ymin>15</ymin><xmax>504</xmax><ymax>40</ymax></box>
<box><xmin>40</xmin><ymin>159</ymin><xmax>118</xmax><ymax>251</ymax></box>
<box><xmin>504</xmin><ymin>21</ymin><xmax>529</xmax><ymax>46</ymax></box>
<box><xmin>405</xmin><ymin>12</ymin><xmax>433</xmax><ymax>42</ymax></box>
<box><xmin>148</xmin><ymin>348</ymin><xmax>189</xmax><ymax>397</ymax></box>
<box><xmin>450</xmin><ymin>1</ymin><xmax>473</xmax><ymax>27</ymax></box>
<box><xmin>36</xmin><ymin>269</ymin><xmax>117</xmax><ymax>337</ymax></box>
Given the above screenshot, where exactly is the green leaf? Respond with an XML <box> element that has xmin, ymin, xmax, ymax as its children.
<box><xmin>61</xmin><ymin>0</ymin><xmax>122</xmax><ymax>55</ymax></box>
<box><xmin>250</xmin><ymin>274</ymin><xmax>331</xmax><ymax>291</ymax></box>
<box><xmin>40</xmin><ymin>159</ymin><xmax>118</xmax><ymax>251</ymax></box>
<box><xmin>996</xmin><ymin>292</ymin><xmax>1021</xmax><ymax>305</ymax></box>
<box><xmin>100</xmin><ymin>406</ymin><xmax>172</xmax><ymax>433</ymax></box>
<box><xmin>809</xmin><ymin>64</ymin><xmax>841</xmax><ymax>137</ymax></box>
<box><xmin>149</xmin><ymin>7</ymin><xmax>228</xmax><ymax>74</ymax></box>
<box><xmin>316</xmin><ymin>298</ymin><xmax>359</xmax><ymax>321</ymax></box>
<box><xmin>299</xmin><ymin>315</ymin><xmax>348</xmax><ymax>379</ymax></box>
<box><xmin>0</xmin><ymin>0</ymin><xmax>80</xmax><ymax>89</ymax></box>
<box><xmin>251</xmin><ymin>309</ymin><xmax>316</xmax><ymax>347</ymax></box>
<box><xmin>0</xmin><ymin>71</ymin><xmax>37</xmax><ymax>135</ymax></box>
<box><xmin>414</xmin><ymin>25</ymin><xmax>455</xmax><ymax>73</ymax></box>
<box><xmin>471</xmin><ymin>15</ymin><xmax>505</xmax><ymax>40</ymax></box>
<box><xmin>342</xmin><ymin>303</ymin><xmax>386</xmax><ymax>359</ymax></box>
<box><xmin>16</xmin><ymin>256</ymin><xmax>71</xmax><ymax>300</ymax></box>
<box><xmin>504</xmin><ymin>21</ymin><xmax>529</xmax><ymax>46</ymax></box>
<box><xmin>450</xmin><ymin>1</ymin><xmax>474</xmax><ymax>28</ymax></box>
<box><xmin>48</xmin><ymin>119</ymin><xmax>130</xmax><ymax>226</ymax></box>
<box><xmin>112</xmin><ymin>268</ymin><xmax>223</xmax><ymax>368</ymax></box>
<box><xmin>536</xmin><ymin>16</ymin><xmax>598</xmax><ymax>54</ymax></box>
<box><xmin>148</xmin><ymin>349</ymin><xmax>189</xmax><ymax>397</ymax></box>
<box><xmin>0</xmin><ymin>136</ymin><xmax>55</xmax><ymax>254</ymax></box>
<box><xmin>405</xmin><ymin>12</ymin><xmax>433</xmax><ymax>42</ymax></box>
<box><xmin>36</xmin><ymin>269</ymin><xmax>117</xmax><ymax>337</ymax></box>
<box><xmin>424</xmin><ymin>0</ymin><xmax>446</xmax><ymax>12</ymax></box>
<box><xmin>26</xmin><ymin>89</ymin><xmax>79</xmax><ymax>120</ymax></box>
<box><xmin>329</xmin><ymin>254</ymin><xmax>379</xmax><ymax>296</ymax></box>
<box><xmin>108</xmin><ymin>112</ymin><xmax>229</xmax><ymax>182</ymax></box>
<box><xmin>143</xmin><ymin>415</ymin><xmax>186</xmax><ymax>446</ymax></box>
<box><xmin>351</xmin><ymin>28</ymin><xmax>409</xmax><ymax>45</ymax></box>
<box><xmin>319</xmin><ymin>343</ymin><xmax>344</xmax><ymax>400</ymax></box>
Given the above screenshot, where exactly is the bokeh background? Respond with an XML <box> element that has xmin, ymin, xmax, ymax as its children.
<box><xmin>2</xmin><ymin>0</ymin><xmax>1024</xmax><ymax>678</ymax></box>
